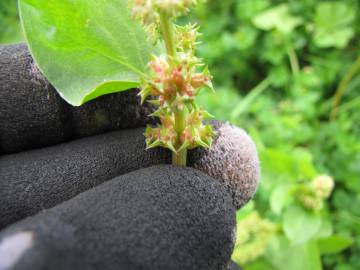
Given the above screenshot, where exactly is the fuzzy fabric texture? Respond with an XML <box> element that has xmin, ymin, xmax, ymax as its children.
<box><xmin>189</xmin><ymin>121</ymin><xmax>260</xmax><ymax>209</ymax></box>
<box><xmin>227</xmin><ymin>261</ymin><xmax>242</xmax><ymax>270</ymax></box>
<box><xmin>0</xmin><ymin>165</ymin><xmax>236</xmax><ymax>270</ymax></box>
<box><xmin>0</xmin><ymin>128</ymin><xmax>169</xmax><ymax>229</ymax></box>
<box><xmin>0</xmin><ymin>43</ymin><xmax>155</xmax><ymax>154</ymax></box>
<box><xmin>0</xmin><ymin>121</ymin><xmax>259</xmax><ymax>228</ymax></box>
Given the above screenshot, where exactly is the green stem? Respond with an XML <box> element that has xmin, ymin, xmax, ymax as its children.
<box><xmin>230</xmin><ymin>76</ymin><xmax>270</xmax><ymax>120</ymax></box>
<box><xmin>159</xmin><ymin>12</ymin><xmax>187</xmax><ymax>166</ymax></box>
<box><xmin>286</xmin><ymin>45</ymin><xmax>300</xmax><ymax>75</ymax></box>
<box><xmin>330</xmin><ymin>56</ymin><xmax>360</xmax><ymax>121</ymax></box>
<box><xmin>172</xmin><ymin>108</ymin><xmax>188</xmax><ymax>166</ymax></box>
<box><xmin>159</xmin><ymin>13</ymin><xmax>176</xmax><ymax>59</ymax></box>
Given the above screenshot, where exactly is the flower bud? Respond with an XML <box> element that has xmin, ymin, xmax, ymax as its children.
<box><xmin>232</xmin><ymin>212</ymin><xmax>277</xmax><ymax>264</ymax></box>
<box><xmin>131</xmin><ymin>0</ymin><xmax>159</xmax><ymax>39</ymax></box>
<box><xmin>186</xmin><ymin>110</ymin><xmax>202</xmax><ymax>126</ymax></box>
<box><xmin>191</xmin><ymin>72</ymin><xmax>210</xmax><ymax>89</ymax></box>
<box><xmin>299</xmin><ymin>194</ymin><xmax>324</xmax><ymax>211</ymax></box>
<box><xmin>175</xmin><ymin>24</ymin><xmax>199</xmax><ymax>52</ymax></box>
<box><xmin>154</xmin><ymin>0</ymin><xmax>202</xmax><ymax>17</ymax></box>
<box><xmin>311</xmin><ymin>175</ymin><xmax>334</xmax><ymax>199</ymax></box>
<box><xmin>149</xmin><ymin>55</ymin><xmax>169</xmax><ymax>77</ymax></box>
<box><xmin>145</xmin><ymin>124</ymin><xmax>177</xmax><ymax>152</ymax></box>
<box><xmin>160</xmin><ymin>114</ymin><xmax>175</xmax><ymax>128</ymax></box>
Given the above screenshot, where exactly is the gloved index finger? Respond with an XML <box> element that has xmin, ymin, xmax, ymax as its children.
<box><xmin>0</xmin><ymin>43</ymin><xmax>155</xmax><ymax>155</ymax></box>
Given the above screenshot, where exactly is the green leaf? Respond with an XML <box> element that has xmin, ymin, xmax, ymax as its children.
<box><xmin>293</xmin><ymin>148</ymin><xmax>317</xmax><ymax>180</ymax></box>
<box><xmin>266</xmin><ymin>236</ymin><xmax>322</xmax><ymax>270</ymax></box>
<box><xmin>236</xmin><ymin>201</ymin><xmax>255</xmax><ymax>222</ymax></box>
<box><xmin>315</xmin><ymin>218</ymin><xmax>333</xmax><ymax>239</ymax></box>
<box><xmin>244</xmin><ymin>260</ymin><xmax>277</xmax><ymax>270</ymax></box>
<box><xmin>318</xmin><ymin>235</ymin><xmax>353</xmax><ymax>255</ymax></box>
<box><xmin>313</xmin><ymin>2</ymin><xmax>356</xmax><ymax>49</ymax></box>
<box><xmin>283</xmin><ymin>205</ymin><xmax>322</xmax><ymax>245</ymax></box>
<box><xmin>19</xmin><ymin>0</ymin><xmax>153</xmax><ymax>106</ymax></box>
<box><xmin>270</xmin><ymin>184</ymin><xmax>292</xmax><ymax>215</ymax></box>
<box><xmin>260</xmin><ymin>148</ymin><xmax>298</xmax><ymax>184</ymax></box>
<box><xmin>252</xmin><ymin>4</ymin><xmax>302</xmax><ymax>34</ymax></box>
<box><xmin>236</xmin><ymin>0</ymin><xmax>270</xmax><ymax>21</ymax></box>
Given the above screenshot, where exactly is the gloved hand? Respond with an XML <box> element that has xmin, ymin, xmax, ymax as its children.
<box><xmin>0</xmin><ymin>44</ymin><xmax>257</xmax><ymax>270</ymax></box>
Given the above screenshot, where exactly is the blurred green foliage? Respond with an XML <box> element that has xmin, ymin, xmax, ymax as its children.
<box><xmin>192</xmin><ymin>0</ymin><xmax>360</xmax><ymax>269</ymax></box>
<box><xmin>1</xmin><ymin>0</ymin><xmax>359</xmax><ymax>269</ymax></box>
<box><xmin>0</xmin><ymin>0</ymin><xmax>22</xmax><ymax>44</ymax></box>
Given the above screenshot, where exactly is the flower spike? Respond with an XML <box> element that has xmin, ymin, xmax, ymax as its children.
<box><xmin>132</xmin><ymin>0</ymin><xmax>215</xmax><ymax>165</ymax></box>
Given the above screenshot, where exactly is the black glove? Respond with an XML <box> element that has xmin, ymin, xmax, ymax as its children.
<box><xmin>0</xmin><ymin>44</ymin><xmax>259</xmax><ymax>270</ymax></box>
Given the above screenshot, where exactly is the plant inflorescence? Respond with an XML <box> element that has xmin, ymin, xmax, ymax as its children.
<box><xmin>297</xmin><ymin>175</ymin><xmax>334</xmax><ymax>211</ymax></box>
<box><xmin>131</xmin><ymin>0</ymin><xmax>215</xmax><ymax>166</ymax></box>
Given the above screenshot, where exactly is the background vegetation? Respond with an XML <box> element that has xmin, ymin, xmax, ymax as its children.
<box><xmin>1</xmin><ymin>0</ymin><xmax>359</xmax><ymax>269</ymax></box>
<box><xmin>192</xmin><ymin>1</ymin><xmax>360</xmax><ymax>269</ymax></box>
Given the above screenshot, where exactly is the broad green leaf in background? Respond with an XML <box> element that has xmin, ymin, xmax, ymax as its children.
<box><xmin>261</xmin><ymin>148</ymin><xmax>298</xmax><ymax>180</ymax></box>
<box><xmin>315</xmin><ymin>219</ymin><xmax>333</xmax><ymax>239</ymax></box>
<box><xmin>313</xmin><ymin>1</ymin><xmax>356</xmax><ymax>49</ymax></box>
<box><xmin>252</xmin><ymin>4</ymin><xmax>302</xmax><ymax>34</ymax></box>
<box><xmin>260</xmin><ymin>147</ymin><xmax>317</xmax><ymax>185</ymax></box>
<box><xmin>293</xmin><ymin>148</ymin><xmax>317</xmax><ymax>180</ymax></box>
<box><xmin>236</xmin><ymin>201</ymin><xmax>255</xmax><ymax>222</ymax></box>
<box><xmin>19</xmin><ymin>0</ymin><xmax>153</xmax><ymax>106</ymax></box>
<box><xmin>243</xmin><ymin>259</ymin><xmax>276</xmax><ymax>270</ymax></box>
<box><xmin>318</xmin><ymin>235</ymin><xmax>353</xmax><ymax>255</ymax></box>
<box><xmin>283</xmin><ymin>205</ymin><xmax>322</xmax><ymax>245</ymax></box>
<box><xmin>234</xmin><ymin>26</ymin><xmax>258</xmax><ymax>51</ymax></box>
<box><xmin>235</xmin><ymin>0</ymin><xmax>269</xmax><ymax>21</ymax></box>
<box><xmin>270</xmin><ymin>184</ymin><xmax>292</xmax><ymax>215</ymax></box>
<box><xmin>266</xmin><ymin>236</ymin><xmax>322</xmax><ymax>270</ymax></box>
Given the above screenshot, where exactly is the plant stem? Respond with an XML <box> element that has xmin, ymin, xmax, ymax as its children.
<box><xmin>330</xmin><ymin>56</ymin><xmax>360</xmax><ymax>121</ymax></box>
<box><xmin>286</xmin><ymin>45</ymin><xmax>300</xmax><ymax>75</ymax></box>
<box><xmin>159</xmin><ymin>13</ymin><xmax>176</xmax><ymax>59</ymax></box>
<box><xmin>172</xmin><ymin>108</ymin><xmax>188</xmax><ymax>166</ymax></box>
<box><xmin>230</xmin><ymin>76</ymin><xmax>270</xmax><ymax>120</ymax></box>
<box><xmin>159</xmin><ymin>12</ymin><xmax>188</xmax><ymax>166</ymax></box>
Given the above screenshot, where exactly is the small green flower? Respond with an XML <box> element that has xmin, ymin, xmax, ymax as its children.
<box><xmin>298</xmin><ymin>193</ymin><xmax>324</xmax><ymax>211</ymax></box>
<box><xmin>312</xmin><ymin>175</ymin><xmax>334</xmax><ymax>199</ymax></box>
<box><xmin>131</xmin><ymin>0</ymin><xmax>159</xmax><ymax>39</ymax></box>
<box><xmin>232</xmin><ymin>212</ymin><xmax>277</xmax><ymax>265</ymax></box>
<box><xmin>296</xmin><ymin>174</ymin><xmax>334</xmax><ymax>211</ymax></box>
<box><xmin>175</xmin><ymin>24</ymin><xmax>200</xmax><ymax>52</ymax></box>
